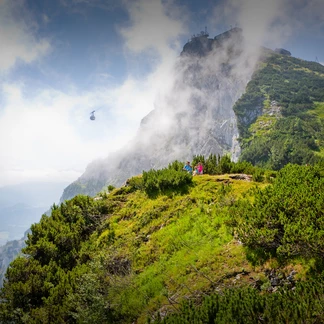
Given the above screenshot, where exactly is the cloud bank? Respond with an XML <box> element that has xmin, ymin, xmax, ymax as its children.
<box><xmin>0</xmin><ymin>0</ymin><xmax>188</xmax><ymax>187</ymax></box>
<box><xmin>1</xmin><ymin>0</ymin><xmax>322</xmax><ymax>188</ymax></box>
<box><xmin>211</xmin><ymin>0</ymin><xmax>324</xmax><ymax>50</ymax></box>
<box><xmin>0</xmin><ymin>0</ymin><xmax>50</xmax><ymax>73</ymax></box>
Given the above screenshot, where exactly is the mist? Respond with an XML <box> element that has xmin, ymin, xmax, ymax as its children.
<box><xmin>1</xmin><ymin>0</ymin><xmax>323</xmax><ymax>190</ymax></box>
<box><xmin>65</xmin><ymin>0</ymin><xmax>295</xmax><ymax>193</ymax></box>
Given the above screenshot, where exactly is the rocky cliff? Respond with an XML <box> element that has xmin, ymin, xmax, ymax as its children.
<box><xmin>60</xmin><ymin>28</ymin><xmax>259</xmax><ymax>202</ymax></box>
<box><xmin>0</xmin><ymin>229</ymin><xmax>29</xmax><ymax>287</ymax></box>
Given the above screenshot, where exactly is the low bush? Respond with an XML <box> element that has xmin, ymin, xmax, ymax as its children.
<box><xmin>142</xmin><ymin>168</ymin><xmax>192</xmax><ymax>196</ymax></box>
<box><xmin>231</xmin><ymin>163</ymin><xmax>324</xmax><ymax>259</ymax></box>
<box><xmin>155</xmin><ymin>276</ymin><xmax>324</xmax><ymax>323</ymax></box>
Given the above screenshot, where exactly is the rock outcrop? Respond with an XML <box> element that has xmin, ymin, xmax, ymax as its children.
<box><xmin>275</xmin><ymin>48</ymin><xmax>291</xmax><ymax>56</ymax></box>
<box><xmin>60</xmin><ymin>28</ymin><xmax>258</xmax><ymax>202</ymax></box>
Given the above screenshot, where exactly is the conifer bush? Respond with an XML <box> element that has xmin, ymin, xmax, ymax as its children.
<box><xmin>155</xmin><ymin>276</ymin><xmax>324</xmax><ymax>323</ymax></box>
<box><xmin>231</xmin><ymin>163</ymin><xmax>324</xmax><ymax>259</ymax></box>
<box><xmin>142</xmin><ymin>168</ymin><xmax>192</xmax><ymax>196</ymax></box>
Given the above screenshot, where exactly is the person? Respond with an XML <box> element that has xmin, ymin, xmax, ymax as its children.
<box><xmin>197</xmin><ymin>162</ymin><xmax>203</xmax><ymax>175</ymax></box>
<box><xmin>183</xmin><ymin>161</ymin><xmax>193</xmax><ymax>174</ymax></box>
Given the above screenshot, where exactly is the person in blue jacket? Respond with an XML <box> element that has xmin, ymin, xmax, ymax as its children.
<box><xmin>183</xmin><ymin>161</ymin><xmax>193</xmax><ymax>174</ymax></box>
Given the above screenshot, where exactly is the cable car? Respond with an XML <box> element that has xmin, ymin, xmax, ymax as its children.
<box><xmin>90</xmin><ymin>110</ymin><xmax>95</xmax><ymax>121</ymax></box>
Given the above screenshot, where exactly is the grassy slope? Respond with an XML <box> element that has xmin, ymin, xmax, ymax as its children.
<box><xmin>2</xmin><ymin>172</ymin><xmax>318</xmax><ymax>323</ymax></box>
<box><xmin>87</xmin><ymin>175</ymin><xmax>305</xmax><ymax>322</ymax></box>
<box><xmin>310</xmin><ymin>101</ymin><xmax>324</xmax><ymax>157</ymax></box>
<box><xmin>234</xmin><ymin>52</ymin><xmax>324</xmax><ymax>168</ymax></box>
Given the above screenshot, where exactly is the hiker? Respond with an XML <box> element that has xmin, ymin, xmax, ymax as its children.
<box><xmin>183</xmin><ymin>161</ymin><xmax>193</xmax><ymax>174</ymax></box>
<box><xmin>197</xmin><ymin>162</ymin><xmax>203</xmax><ymax>175</ymax></box>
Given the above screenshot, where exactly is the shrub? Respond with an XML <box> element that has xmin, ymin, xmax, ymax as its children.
<box><xmin>167</xmin><ymin>160</ymin><xmax>185</xmax><ymax>171</ymax></box>
<box><xmin>219</xmin><ymin>155</ymin><xmax>233</xmax><ymax>174</ymax></box>
<box><xmin>252</xmin><ymin>169</ymin><xmax>264</xmax><ymax>182</ymax></box>
<box><xmin>142</xmin><ymin>168</ymin><xmax>192</xmax><ymax>196</ymax></box>
<box><xmin>155</xmin><ymin>277</ymin><xmax>324</xmax><ymax>323</ymax></box>
<box><xmin>107</xmin><ymin>185</ymin><xmax>116</xmax><ymax>192</ymax></box>
<box><xmin>230</xmin><ymin>161</ymin><xmax>255</xmax><ymax>174</ymax></box>
<box><xmin>231</xmin><ymin>164</ymin><xmax>324</xmax><ymax>259</ymax></box>
<box><xmin>127</xmin><ymin>176</ymin><xmax>144</xmax><ymax>191</ymax></box>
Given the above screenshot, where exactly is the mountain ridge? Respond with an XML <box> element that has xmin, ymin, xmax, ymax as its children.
<box><xmin>1</xmin><ymin>28</ymin><xmax>324</xmax><ymax>321</ymax></box>
<box><xmin>59</xmin><ymin>28</ymin><xmax>258</xmax><ymax>203</ymax></box>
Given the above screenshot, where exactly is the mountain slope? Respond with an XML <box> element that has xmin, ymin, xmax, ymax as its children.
<box><xmin>60</xmin><ymin>28</ymin><xmax>258</xmax><ymax>202</ymax></box>
<box><xmin>60</xmin><ymin>30</ymin><xmax>324</xmax><ymax>203</ymax></box>
<box><xmin>234</xmin><ymin>52</ymin><xmax>324</xmax><ymax>169</ymax></box>
<box><xmin>1</xmin><ymin>162</ymin><xmax>323</xmax><ymax>323</ymax></box>
<box><xmin>0</xmin><ymin>171</ymin><xmax>266</xmax><ymax>323</ymax></box>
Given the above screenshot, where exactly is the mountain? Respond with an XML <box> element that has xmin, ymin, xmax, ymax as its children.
<box><xmin>234</xmin><ymin>51</ymin><xmax>324</xmax><ymax>169</ymax></box>
<box><xmin>2</xmin><ymin>27</ymin><xmax>323</xmax><ymax>287</ymax></box>
<box><xmin>1</xmin><ymin>163</ymin><xmax>323</xmax><ymax>323</ymax></box>
<box><xmin>60</xmin><ymin>27</ymin><xmax>258</xmax><ymax>202</ymax></box>
<box><xmin>60</xmin><ymin>28</ymin><xmax>324</xmax><ymax>203</ymax></box>
<box><xmin>0</xmin><ymin>229</ymin><xmax>29</xmax><ymax>287</ymax></box>
<box><xmin>1</xmin><ymin>29</ymin><xmax>324</xmax><ymax>323</ymax></box>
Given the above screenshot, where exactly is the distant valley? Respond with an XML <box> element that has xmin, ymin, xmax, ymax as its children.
<box><xmin>0</xmin><ymin>182</ymin><xmax>69</xmax><ymax>246</ymax></box>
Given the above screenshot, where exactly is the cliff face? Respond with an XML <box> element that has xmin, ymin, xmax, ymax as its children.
<box><xmin>0</xmin><ymin>229</ymin><xmax>29</xmax><ymax>287</ymax></box>
<box><xmin>60</xmin><ymin>28</ymin><xmax>258</xmax><ymax>202</ymax></box>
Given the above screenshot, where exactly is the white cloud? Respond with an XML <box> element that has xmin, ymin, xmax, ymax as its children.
<box><xmin>211</xmin><ymin>0</ymin><xmax>324</xmax><ymax>49</ymax></box>
<box><xmin>0</xmin><ymin>0</ymin><xmax>189</xmax><ymax>187</ymax></box>
<box><xmin>0</xmin><ymin>74</ymin><xmax>166</xmax><ymax>186</ymax></box>
<box><xmin>120</xmin><ymin>0</ymin><xmax>187</xmax><ymax>58</ymax></box>
<box><xmin>0</xmin><ymin>0</ymin><xmax>50</xmax><ymax>73</ymax></box>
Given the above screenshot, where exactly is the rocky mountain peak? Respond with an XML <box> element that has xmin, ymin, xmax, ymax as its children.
<box><xmin>59</xmin><ymin>27</ymin><xmax>257</xmax><ymax>202</ymax></box>
<box><xmin>274</xmin><ymin>48</ymin><xmax>291</xmax><ymax>56</ymax></box>
<box><xmin>181</xmin><ymin>27</ymin><xmax>243</xmax><ymax>57</ymax></box>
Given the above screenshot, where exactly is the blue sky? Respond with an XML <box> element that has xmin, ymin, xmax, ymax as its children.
<box><xmin>0</xmin><ymin>0</ymin><xmax>323</xmax><ymax>187</ymax></box>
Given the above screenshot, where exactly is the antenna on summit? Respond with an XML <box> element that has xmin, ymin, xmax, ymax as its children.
<box><xmin>315</xmin><ymin>56</ymin><xmax>319</xmax><ymax>63</ymax></box>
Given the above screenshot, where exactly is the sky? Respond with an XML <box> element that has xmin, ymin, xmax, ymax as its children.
<box><xmin>0</xmin><ymin>0</ymin><xmax>323</xmax><ymax>188</ymax></box>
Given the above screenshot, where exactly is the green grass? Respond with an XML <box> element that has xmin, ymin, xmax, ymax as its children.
<box><xmin>248</xmin><ymin>115</ymin><xmax>277</xmax><ymax>138</ymax></box>
<box><xmin>94</xmin><ymin>175</ymin><xmax>271</xmax><ymax>322</ymax></box>
<box><xmin>310</xmin><ymin>102</ymin><xmax>324</xmax><ymax>119</ymax></box>
<box><xmin>314</xmin><ymin>147</ymin><xmax>324</xmax><ymax>158</ymax></box>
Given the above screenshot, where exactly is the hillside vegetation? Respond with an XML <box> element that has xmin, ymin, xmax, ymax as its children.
<box><xmin>234</xmin><ymin>52</ymin><xmax>324</xmax><ymax>169</ymax></box>
<box><xmin>1</xmin><ymin>160</ymin><xmax>324</xmax><ymax>323</ymax></box>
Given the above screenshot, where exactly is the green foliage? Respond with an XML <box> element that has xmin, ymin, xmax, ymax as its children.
<box><xmin>127</xmin><ymin>176</ymin><xmax>144</xmax><ymax>191</ymax></box>
<box><xmin>2</xmin><ymin>162</ymin><xmax>324</xmax><ymax>323</ymax></box>
<box><xmin>192</xmin><ymin>155</ymin><xmax>206</xmax><ymax>169</ymax></box>
<box><xmin>167</xmin><ymin>160</ymin><xmax>185</xmax><ymax>171</ymax></box>
<box><xmin>107</xmin><ymin>185</ymin><xmax>116</xmax><ymax>192</ymax></box>
<box><xmin>193</xmin><ymin>154</ymin><xmax>262</xmax><ymax>176</ymax></box>
<box><xmin>230</xmin><ymin>161</ymin><xmax>254</xmax><ymax>174</ymax></box>
<box><xmin>231</xmin><ymin>163</ymin><xmax>324</xmax><ymax>259</ymax></box>
<box><xmin>156</xmin><ymin>276</ymin><xmax>324</xmax><ymax>323</ymax></box>
<box><xmin>234</xmin><ymin>52</ymin><xmax>324</xmax><ymax>169</ymax></box>
<box><xmin>0</xmin><ymin>195</ymin><xmax>109</xmax><ymax>323</ymax></box>
<box><xmin>142</xmin><ymin>168</ymin><xmax>192</xmax><ymax>196</ymax></box>
<box><xmin>61</xmin><ymin>178</ymin><xmax>108</xmax><ymax>201</ymax></box>
<box><xmin>240</xmin><ymin>115</ymin><xmax>323</xmax><ymax>169</ymax></box>
<box><xmin>251</xmin><ymin>168</ymin><xmax>264</xmax><ymax>182</ymax></box>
